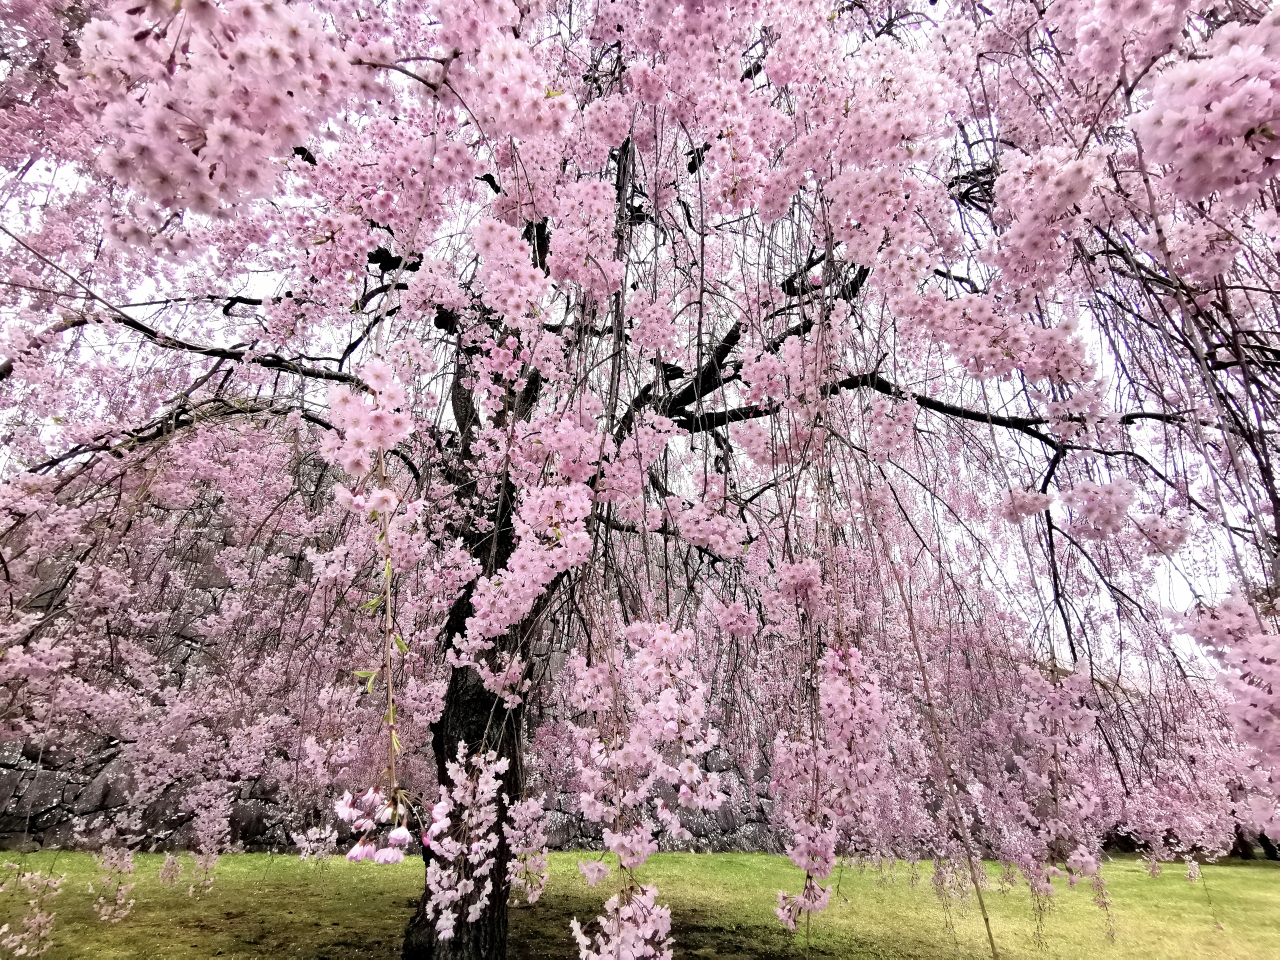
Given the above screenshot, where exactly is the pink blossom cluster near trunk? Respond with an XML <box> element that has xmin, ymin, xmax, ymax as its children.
<box><xmin>3</xmin><ymin>0</ymin><xmax>1280</xmax><ymax>957</ymax></box>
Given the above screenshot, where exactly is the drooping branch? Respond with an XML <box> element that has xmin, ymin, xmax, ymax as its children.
<box><xmin>0</xmin><ymin>226</ymin><xmax>364</xmax><ymax>388</ymax></box>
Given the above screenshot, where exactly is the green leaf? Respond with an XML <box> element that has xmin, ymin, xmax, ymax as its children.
<box><xmin>393</xmin><ymin>634</ymin><xmax>409</xmax><ymax>654</ymax></box>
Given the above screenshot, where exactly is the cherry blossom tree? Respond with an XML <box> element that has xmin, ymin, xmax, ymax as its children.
<box><xmin>2</xmin><ymin>1</ymin><xmax>1279</xmax><ymax>958</ymax></box>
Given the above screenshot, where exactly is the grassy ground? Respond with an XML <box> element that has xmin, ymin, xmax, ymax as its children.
<box><xmin>0</xmin><ymin>851</ymin><xmax>1277</xmax><ymax>958</ymax></box>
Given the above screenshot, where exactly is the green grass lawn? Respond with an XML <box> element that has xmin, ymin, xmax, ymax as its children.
<box><xmin>0</xmin><ymin>851</ymin><xmax>1276</xmax><ymax>958</ymax></box>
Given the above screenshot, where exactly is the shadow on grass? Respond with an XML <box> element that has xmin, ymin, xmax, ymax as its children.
<box><xmin>510</xmin><ymin>894</ymin><xmax>840</xmax><ymax>959</ymax></box>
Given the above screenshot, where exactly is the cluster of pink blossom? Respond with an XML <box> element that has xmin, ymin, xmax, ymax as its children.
<box><xmin>570</xmin><ymin>883</ymin><xmax>673</xmax><ymax>960</ymax></box>
<box><xmin>0</xmin><ymin>865</ymin><xmax>62</xmax><ymax>957</ymax></box>
<box><xmin>158</xmin><ymin>854</ymin><xmax>183</xmax><ymax>887</ymax></box>
<box><xmin>771</xmin><ymin>646</ymin><xmax>889</xmax><ymax>928</ymax></box>
<box><xmin>0</xmin><ymin>0</ymin><xmax>97</xmax><ymax>167</ymax></box>
<box><xmin>91</xmin><ymin>847</ymin><xmax>136</xmax><ymax>923</ymax></box>
<box><xmin>333</xmin><ymin>788</ymin><xmax>410</xmax><ymax>864</ymax></box>
<box><xmin>477</xmin><ymin>334</ymin><xmax>530</xmax><ymax>388</ymax></box>
<box><xmin>626</xmin><ymin>298</ymin><xmax>680</xmax><ymax>360</ymax></box>
<box><xmin>828</xmin><ymin>167</ymin><xmax>913</xmax><ymax>268</ymax></box>
<box><xmin>473</xmin><ymin>218</ymin><xmax>553</xmax><ymax>335</ymax></box>
<box><xmin>775</xmin><ymin>875</ymin><xmax>832</xmax><ymax>934</ymax></box>
<box><xmin>864</xmin><ymin>397</ymin><xmax>918</xmax><ymax>464</ymax></box>
<box><xmin>503</xmin><ymin>795</ymin><xmax>549</xmax><ymax>906</ymax></box>
<box><xmin>547</xmin><ymin>180</ymin><xmax>624</xmax><ymax>299</ymax></box>
<box><xmin>574</xmin><ymin>94</ymin><xmax>631</xmax><ymax>169</ymax></box>
<box><xmin>1010</xmin><ymin>665</ymin><xmax>1125</xmax><ymax>891</ymax></box>
<box><xmin>514</xmin><ymin>411</ymin><xmax>607</xmax><ymax>486</ymax></box>
<box><xmin>1132</xmin><ymin>10</ymin><xmax>1280</xmax><ymax>204</ymax></box>
<box><xmin>433</xmin><ymin>0</ymin><xmax>518</xmax><ymax>53</ymax></box>
<box><xmin>714</xmin><ymin>599</ymin><xmax>755</xmax><ymax>642</ymax></box>
<box><xmin>1188</xmin><ymin>595</ymin><xmax>1280</xmax><ymax>829</ymax></box>
<box><xmin>1020</xmin><ymin>666</ymin><xmax>1099</xmax><ymax>742</ymax></box>
<box><xmin>909</xmin><ymin>291</ymin><xmax>1094</xmax><ymax>384</ymax></box>
<box><xmin>445</xmin><ymin>27</ymin><xmax>574</xmax><ymax>143</ymax></box>
<box><xmin>321</xmin><ymin>361</ymin><xmax>412</xmax><ymax>479</ymax></box>
<box><xmin>569</xmin><ymin>622</ymin><xmax>725</xmax><ymax>844</ymax></box>
<box><xmin>599</xmin><ymin>413</ymin><xmax>680</xmax><ymax>526</ymax></box>
<box><xmin>1065</xmin><ymin>846</ymin><xmax>1101</xmax><ymax>881</ymax></box>
<box><xmin>999</xmin><ymin>488</ymin><xmax>1054</xmax><ymax>523</ymax></box>
<box><xmin>666</xmin><ymin>496</ymin><xmax>746</xmax><ymax>559</ymax></box>
<box><xmin>65</xmin><ymin>0</ymin><xmax>363</xmax><ymax>211</ymax></box>
<box><xmin>1133</xmin><ymin>512</ymin><xmax>1191</xmax><ymax>556</ymax></box>
<box><xmin>736</xmin><ymin>311</ymin><xmax>854</xmax><ymax>414</ymax></box>
<box><xmin>334</xmin><ymin>124</ymin><xmax>471</xmax><ymax>243</ymax></box>
<box><xmin>461</xmin><ymin>482</ymin><xmax>594</xmax><ymax>703</ymax></box>
<box><xmin>291</xmin><ymin>825</ymin><xmax>338</xmax><ymax>861</ymax></box>
<box><xmin>731</xmin><ymin>421</ymin><xmax>773</xmax><ymax>467</ymax></box>
<box><xmin>567</xmin><ymin>622</ymin><xmax>724</xmax><ymax>957</ymax></box>
<box><xmin>1136</xmin><ymin>217</ymin><xmax>1242</xmax><ymax>285</ymax></box>
<box><xmin>739</xmin><ymin>349</ymin><xmax>790</xmax><ymax>405</ymax></box>
<box><xmin>1050</xmin><ymin>0</ymin><xmax>1196</xmax><ymax>87</ymax></box>
<box><xmin>989</xmin><ymin>147</ymin><xmax>1100</xmax><ymax>293</ymax></box>
<box><xmin>771</xmin><ymin>559</ymin><xmax>825</xmax><ymax>616</ymax></box>
<box><xmin>1063</xmin><ymin>479</ymin><xmax>1135</xmax><ymax>541</ymax></box>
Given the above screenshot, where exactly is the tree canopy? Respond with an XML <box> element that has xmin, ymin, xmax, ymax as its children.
<box><xmin>2</xmin><ymin>0</ymin><xmax>1280</xmax><ymax>957</ymax></box>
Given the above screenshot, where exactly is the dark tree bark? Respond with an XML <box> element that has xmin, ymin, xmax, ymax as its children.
<box><xmin>404</xmin><ymin>240</ymin><xmax>563</xmax><ymax>960</ymax></box>
<box><xmin>402</xmin><ymin>655</ymin><xmax>525</xmax><ymax>959</ymax></box>
<box><xmin>404</xmin><ymin>369</ymin><xmax>533</xmax><ymax>959</ymax></box>
<box><xmin>1259</xmin><ymin>831</ymin><xmax>1280</xmax><ymax>862</ymax></box>
<box><xmin>402</xmin><ymin>563</ymin><xmax>566</xmax><ymax>958</ymax></box>
<box><xmin>1232</xmin><ymin>823</ymin><xmax>1256</xmax><ymax>860</ymax></box>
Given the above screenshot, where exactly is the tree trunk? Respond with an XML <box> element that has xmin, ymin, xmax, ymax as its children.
<box><xmin>403</xmin><ymin>501</ymin><xmax>527</xmax><ymax>959</ymax></box>
<box><xmin>404</xmin><ymin>343</ymin><xmax>548</xmax><ymax>960</ymax></box>
<box><xmin>402</xmin><ymin>658</ymin><xmax>524</xmax><ymax>960</ymax></box>
<box><xmin>401</xmin><ymin>577</ymin><xmax>564</xmax><ymax>959</ymax></box>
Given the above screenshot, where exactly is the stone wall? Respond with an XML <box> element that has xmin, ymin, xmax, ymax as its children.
<box><xmin>0</xmin><ymin>741</ymin><xmax>130</xmax><ymax>851</ymax></box>
<box><xmin>0</xmin><ymin>741</ymin><xmax>297</xmax><ymax>852</ymax></box>
<box><xmin>0</xmin><ymin>739</ymin><xmax>783</xmax><ymax>854</ymax></box>
<box><xmin>539</xmin><ymin>751</ymin><xmax>784</xmax><ymax>855</ymax></box>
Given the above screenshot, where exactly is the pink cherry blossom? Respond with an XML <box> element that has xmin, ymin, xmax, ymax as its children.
<box><xmin>1</xmin><ymin>1</ymin><xmax>1277</xmax><ymax>957</ymax></box>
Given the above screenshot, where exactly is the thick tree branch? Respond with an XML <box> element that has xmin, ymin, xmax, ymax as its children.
<box><xmin>0</xmin><ymin>226</ymin><xmax>363</xmax><ymax>388</ymax></box>
<box><xmin>676</xmin><ymin>371</ymin><xmax>1061</xmax><ymax>447</ymax></box>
